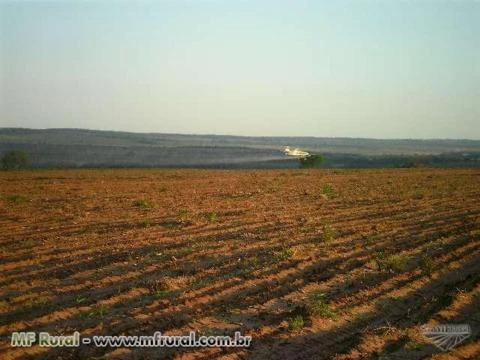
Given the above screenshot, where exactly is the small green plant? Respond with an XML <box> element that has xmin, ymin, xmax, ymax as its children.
<box><xmin>75</xmin><ymin>296</ymin><xmax>87</xmax><ymax>304</ymax></box>
<box><xmin>322</xmin><ymin>184</ymin><xmax>334</xmax><ymax>197</ymax></box>
<box><xmin>275</xmin><ymin>247</ymin><xmax>293</xmax><ymax>261</ymax></box>
<box><xmin>419</xmin><ymin>254</ymin><xmax>435</xmax><ymax>276</ymax></box>
<box><xmin>139</xmin><ymin>219</ymin><xmax>152</xmax><ymax>228</ymax></box>
<box><xmin>238</xmin><ymin>256</ymin><xmax>260</xmax><ymax>278</ymax></box>
<box><xmin>307</xmin><ymin>292</ymin><xmax>337</xmax><ymax>319</ymax></box>
<box><xmin>205</xmin><ymin>212</ymin><xmax>217</xmax><ymax>223</ymax></box>
<box><xmin>158</xmin><ymin>186</ymin><xmax>167</xmax><ymax>193</ymax></box>
<box><xmin>288</xmin><ymin>315</ymin><xmax>305</xmax><ymax>332</ymax></box>
<box><xmin>322</xmin><ymin>224</ymin><xmax>335</xmax><ymax>244</ymax></box>
<box><xmin>222</xmin><ymin>304</ymin><xmax>241</xmax><ymax>315</ymax></box>
<box><xmin>153</xmin><ymin>290</ymin><xmax>169</xmax><ymax>299</ymax></box>
<box><xmin>5</xmin><ymin>194</ymin><xmax>28</xmax><ymax>204</ymax></box>
<box><xmin>132</xmin><ymin>199</ymin><xmax>150</xmax><ymax>209</ymax></box>
<box><xmin>375</xmin><ymin>253</ymin><xmax>409</xmax><ymax>273</ymax></box>
<box><xmin>88</xmin><ymin>304</ymin><xmax>108</xmax><ymax>317</ymax></box>
<box><xmin>162</xmin><ymin>219</ymin><xmax>181</xmax><ymax>228</ymax></box>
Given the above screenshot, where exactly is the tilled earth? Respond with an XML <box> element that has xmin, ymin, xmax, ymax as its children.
<box><xmin>0</xmin><ymin>169</ymin><xmax>479</xmax><ymax>359</ymax></box>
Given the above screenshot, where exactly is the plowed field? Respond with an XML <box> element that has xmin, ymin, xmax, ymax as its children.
<box><xmin>1</xmin><ymin>169</ymin><xmax>479</xmax><ymax>359</ymax></box>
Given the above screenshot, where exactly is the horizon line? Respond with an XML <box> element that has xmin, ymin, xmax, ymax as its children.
<box><xmin>1</xmin><ymin>126</ymin><xmax>480</xmax><ymax>142</ymax></box>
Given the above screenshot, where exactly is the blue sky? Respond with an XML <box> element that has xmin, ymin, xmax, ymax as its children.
<box><xmin>1</xmin><ymin>0</ymin><xmax>479</xmax><ymax>138</ymax></box>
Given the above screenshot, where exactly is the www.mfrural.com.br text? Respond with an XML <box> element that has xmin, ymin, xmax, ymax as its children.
<box><xmin>10</xmin><ymin>331</ymin><xmax>252</xmax><ymax>348</ymax></box>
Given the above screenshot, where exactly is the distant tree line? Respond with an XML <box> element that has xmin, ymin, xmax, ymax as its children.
<box><xmin>1</xmin><ymin>150</ymin><xmax>29</xmax><ymax>170</ymax></box>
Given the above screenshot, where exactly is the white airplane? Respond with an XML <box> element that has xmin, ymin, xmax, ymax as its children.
<box><xmin>284</xmin><ymin>146</ymin><xmax>310</xmax><ymax>158</ymax></box>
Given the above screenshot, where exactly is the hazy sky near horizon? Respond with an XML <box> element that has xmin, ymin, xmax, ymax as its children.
<box><xmin>1</xmin><ymin>1</ymin><xmax>479</xmax><ymax>139</ymax></box>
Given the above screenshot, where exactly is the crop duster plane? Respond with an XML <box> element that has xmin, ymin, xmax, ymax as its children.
<box><xmin>284</xmin><ymin>146</ymin><xmax>310</xmax><ymax>158</ymax></box>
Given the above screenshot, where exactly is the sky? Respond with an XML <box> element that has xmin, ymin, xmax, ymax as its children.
<box><xmin>1</xmin><ymin>0</ymin><xmax>479</xmax><ymax>139</ymax></box>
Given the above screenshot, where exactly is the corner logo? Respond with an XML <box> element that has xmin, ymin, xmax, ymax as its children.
<box><xmin>421</xmin><ymin>324</ymin><xmax>471</xmax><ymax>351</ymax></box>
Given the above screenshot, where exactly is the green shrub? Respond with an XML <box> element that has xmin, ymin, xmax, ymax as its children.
<box><xmin>205</xmin><ymin>212</ymin><xmax>217</xmax><ymax>222</ymax></box>
<box><xmin>1</xmin><ymin>150</ymin><xmax>29</xmax><ymax>170</ymax></box>
<box><xmin>287</xmin><ymin>315</ymin><xmax>304</xmax><ymax>332</ymax></box>
<box><xmin>139</xmin><ymin>219</ymin><xmax>152</xmax><ymax>228</ymax></box>
<box><xmin>419</xmin><ymin>254</ymin><xmax>435</xmax><ymax>276</ymax></box>
<box><xmin>375</xmin><ymin>253</ymin><xmax>409</xmax><ymax>273</ymax></box>
<box><xmin>132</xmin><ymin>199</ymin><xmax>150</xmax><ymax>209</ymax></box>
<box><xmin>322</xmin><ymin>224</ymin><xmax>335</xmax><ymax>244</ymax></box>
<box><xmin>322</xmin><ymin>184</ymin><xmax>334</xmax><ymax>196</ymax></box>
<box><xmin>307</xmin><ymin>292</ymin><xmax>337</xmax><ymax>318</ymax></box>
<box><xmin>275</xmin><ymin>247</ymin><xmax>293</xmax><ymax>261</ymax></box>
